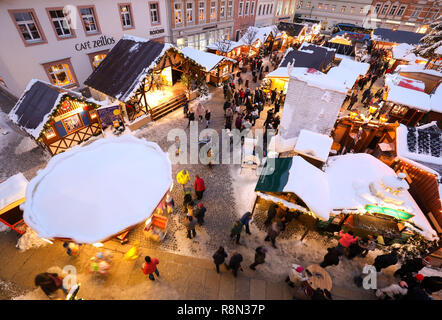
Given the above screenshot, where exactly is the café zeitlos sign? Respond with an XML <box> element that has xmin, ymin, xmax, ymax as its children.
<box><xmin>75</xmin><ymin>35</ymin><xmax>115</xmax><ymax>51</ymax></box>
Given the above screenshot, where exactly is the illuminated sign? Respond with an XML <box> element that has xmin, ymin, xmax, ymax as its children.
<box><xmin>365</xmin><ymin>205</ymin><xmax>414</xmax><ymax>221</ymax></box>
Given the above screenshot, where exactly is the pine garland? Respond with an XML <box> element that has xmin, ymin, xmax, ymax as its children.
<box><xmin>414</xmin><ymin>15</ymin><xmax>442</xmax><ymax>59</ymax></box>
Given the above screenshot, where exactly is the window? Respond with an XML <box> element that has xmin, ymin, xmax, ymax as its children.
<box><xmin>360</xmin><ymin>7</ymin><xmax>364</xmax><ymax>14</ymax></box>
<box><xmin>324</xmin><ymin>4</ymin><xmax>328</xmax><ymax>10</ymax></box>
<box><xmin>79</xmin><ymin>7</ymin><xmax>99</xmax><ymax>35</ymax></box>
<box><xmin>45</xmin><ymin>127</ymin><xmax>56</xmax><ymax>139</ymax></box>
<box><xmin>91</xmin><ymin>53</ymin><xmax>106</xmax><ymax>69</ymax></box>
<box><xmin>265</xmin><ymin>4</ymin><xmax>270</xmax><ymax>14</ymax></box>
<box><xmin>341</xmin><ymin>6</ymin><xmax>346</xmax><ymax>13</ymax></box>
<box><xmin>186</xmin><ymin>2</ymin><xmax>193</xmax><ymax>22</ymax></box>
<box><xmin>297</xmin><ymin>1</ymin><xmax>303</xmax><ymax>9</ymax></box>
<box><xmin>48</xmin><ymin>9</ymin><xmax>73</xmax><ymax>38</ymax></box>
<box><xmin>174</xmin><ymin>3</ymin><xmax>182</xmax><ymax>24</ymax></box>
<box><xmin>331</xmin><ymin>5</ymin><xmax>336</xmax><ymax>12</ymax></box>
<box><xmin>187</xmin><ymin>35</ymin><xmax>196</xmax><ymax>48</ymax></box>
<box><xmin>380</xmin><ymin>4</ymin><xmax>389</xmax><ymax>15</ymax></box>
<box><xmin>276</xmin><ymin>1</ymin><xmax>282</xmax><ymax>15</ymax></box>
<box><xmin>210</xmin><ymin>1</ymin><xmax>217</xmax><ymax>20</ymax></box>
<box><xmin>251</xmin><ymin>1</ymin><xmax>255</xmax><ymax>15</ymax></box>
<box><xmin>258</xmin><ymin>4</ymin><xmax>262</xmax><ymax>15</ymax></box>
<box><xmin>10</xmin><ymin>10</ymin><xmax>45</xmax><ymax>45</ymax></box>
<box><xmin>62</xmin><ymin>114</ymin><xmax>83</xmax><ymax>133</ymax></box>
<box><xmin>228</xmin><ymin>1</ymin><xmax>233</xmax><ymax>18</ymax></box>
<box><xmin>43</xmin><ymin>59</ymin><xmax>77</xmax><ymax>88</ymax></box>
<box><xmin>245</xmin><ymin>1</ymin><xmax>249</xmax><ymax>15</ymax></box>
<box><xmin>388</xmin><ymin>5</ymin><xmax>397</xmax><ymax>16</ymax></box>
<box><xmin>199</xmin><ymin>33</ymin><xmax>207</xmax><ymax>50</ymax></box>
<box><xmin>239</xmin><ymin>1</ymin><xmax>243</xmax><ymax>16</ymax></box>
<box><xmin>374</xmin><ymin>3</ymin><xmax>381</xmax><ymax>14</ymax></box>
<box><xmin>396</xmin><ymin>5</ymin><xmax>406</xmax><ymax>16</ymax></box>
<box><xmin>350</xmin><ymin>7</ymin><xmax>355</xmax><ymax>13</ymax></box>
<box><xmin>411</xmin><ymin>7</ymin><xmax>422</xmax><ymax>17</ymax></box>
<box><xmin>306</xmin><ymin>2</ymin><xmax>311</xmax><ymax>9</ymax></box>
<box><xmin>177</xmin><ymin>37</ymin><xmax>185</xmax><ymax>48</ymax></box>
<box><xmin>220</xmin><ymin>1</ymin><xmax>225</xmax><ymax>18</ymax></box>
<box><xmin>150</xmin><ymin>3</ymin><xmax>160</xmax><ymax>24</ymax></box>
<box><xmin>270</xmin><ymin>4</ymin><xmax>273</xmax><ymax>14</ymax></box>
<box><xmin>318</xmin><ymin>3</ymin><xmax>322</xmax><ymax>9</ymax></box>
<box><xmin>199</xmin><ymin>1</ymin><xmax>205</xmax><ymax>21</ymax></box>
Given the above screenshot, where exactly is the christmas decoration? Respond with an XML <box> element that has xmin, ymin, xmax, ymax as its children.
<box><xmin>414</xmin><ymin>15</ymin><xmax>442</xmax><ymax>60</ymax></box>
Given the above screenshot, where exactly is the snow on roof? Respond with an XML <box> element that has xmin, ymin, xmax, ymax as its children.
<box><xmin>0</xmin><ymin>173</ymin><xmax>28</xmax><ymax>209</ymax></box>
<box><xmin>240</xmin><ymin>25</ymin><xmax>277</xmax><ymax>45</ymax></box>
<box><xmin>396</xmin><ymin>123</ymin><xmax>442</xmax><ymax>166</ymax></box>
<box><xmin>397</xmin><ymin>64</ymin><xmax>442</xmax><ymax>78</ymax></box>
<box><xmin>181</xmin><ymin>47</ymin><xmax>228</xmax><ymax>72</ymax></box>
<box><xmin>436</xmin><ymin>45</ymin><xmax>442</xmax><ymax>55</ymax></box>
<box><xmin>326</xmin><ymin>58</ymin><xmax>370</xmax><ymax>89</ymax></box>
<box><xmin>392</xmin><ymin>43</ymin><xmax>417</xmax><ymax>62</ymax></box>
<box><xmin>282</xmin><ymin>156</ymin><xmax>331</xmax><ymax>220</ymax></box>
<box><xmin>23</xmin><ymin>135</ymin><xmax>173</xmax><ymax>243</ymax></box>
<box><xmin>266</xmin><ymin>67</ymin><xmax>290</xmax><ymax>78</ymax></box>
<box><xmin>206</xmin><ymin>40</ymin><xmax>243</xmax><ymax>52</ymax></box>
<box><xmin>430</xmin><ymin>83</ymin><xmax>442</xmax><ymax>113</ymax></box>
<box><xmin>294</xmin><ymin>129</ymin><xmax>333</xmax><ymax>162</ymax></box>
<box><xmin>385</xmin><ymin>74</ymin><xmax>431</xmax><ymax>111</ymax></box>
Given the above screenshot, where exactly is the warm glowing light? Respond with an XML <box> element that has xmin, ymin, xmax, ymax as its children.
<box><xmin>379</xmin><ymin>115</ymin><xmax>388</xmax><ymax>123</ymax></box>
<box><xmin>369</xmin><ymin>105</ymin><xmax>378</xmax><ymax>114</ymax></box>
<box><xmin>42</xmin><ymin>238</ymin><xmax>54</xmax><ymax>244</ymax></box>
<box><xmin>93</xmin><ymin>242</ymin><xmax>104</xmax><ymax>247</ymax></box>
<box><xmin>350</xmin><ymin>111</ymin><xmax>358</xmax><ymax>119</ymax></box>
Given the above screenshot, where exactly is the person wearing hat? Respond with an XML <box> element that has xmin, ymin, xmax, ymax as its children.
<box><xmin>394</xmin><ymin>257</ymin><xmax>431</xmax><ymax>279</ymax></box>
<box><xmin>285</xmin><ymin>264</ymin><xmax>308</xmax><ymax>288</ymax></box>
<box><xmin>194</xmin><ymin>203</ymin><xmax>206</xmax><ymax>226</ymax></box>
<box><xmin>375</xmin><ymin>281</ymin><xmax>408</xmax><ymax>300</ymax></box>
<box><xmin>249</xmin><ymin>246</ymin><xmax>267</xmax><ymax>270</ymax></box>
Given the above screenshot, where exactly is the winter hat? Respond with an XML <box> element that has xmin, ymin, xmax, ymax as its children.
<box><xmin>399</xmin><ymin>281</ymin><xmax>408</xmax><ymax>288</ymax></box>
<box><xmin>198</xmin><ymin>203</ymin><xmax>204</xmax><ymax>208</ymax></box>
<box><xmin>415</xmin><ymin>274</ymin><xmax>424</xmax><ymax>282</ymax></box>
<box><xmin>296</xmin><ymin>266</ymin><xmax>304</xmax><ymax>273</ymax></box>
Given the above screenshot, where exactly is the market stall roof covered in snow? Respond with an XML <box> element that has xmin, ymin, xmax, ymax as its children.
<box><xmin>392</xmin><ymin>43</ymin><xmax>417</xmax><ymax>62</ymax></box>
<box><xmin>294</xmin><ymin>129</ymin><xmax>333</xmax><ymax>162</ymax></box>
<box><xmin>279</xmin><ymin>44</ymin><xmax>335</xmax><ymax>70</ymax></box>
<box><xmin>239</xmin><ymin>25</ymin><xmax>278</xmax><ymax>45</ymax></box>
<box><xmin>277</xmin><ymin>22</ymin><xmax>305</xmax><ymax>37</ymax></box>
<box><xmin>23</xmin><ymin>135</ymin><xmax>173</xmax><ymax>244</ymax></box>
<box><xmin>0</xmin><ymin>173</ymin><xmax>28</xmax><ymax>210</ymax></box>
<box><xmin>324</xmin><ymin>41</ymin><xmax>355</xmax><ymax>57</ymax></box>
<box><xmin>326</xmin><ymin>58</ymin><xmax>370</xmax><ymax>89</ymax></box>
<box><xmin>84</xmin><ymin>35</ymin><xmax>172</xmax><ymax>102</ymax></box>
<box><xmin>181</xmin><ymin>47</ymin><xmax>234</xmax><ymax>72</ymax></box>
<box><xmin>396</xmin><ymin>63</ymin><xmax>442</xmax><ymax>79</ymax></box>
<box><xmin>206</xmin><ymin>40</ymin><xmax>244</xmax><ymax>52</ymax></box>
<box><xmin>255</xmin><ymin>154</ymin><xmax>438</xmax><ymax>240</ymax></box>
<box><xmin>372</xmin><ymin>28</ymin><xmax>424</xmax><ymax>45</ymax></box>
<box><xmin>396</xmin><ymin>123</ymin><xmax>442</xmax><ymax>172</ymax></box>
<box><xmin>8</xmin><ymin>79</ymin><xmax>81</xmax><ymax>138</ymax></box>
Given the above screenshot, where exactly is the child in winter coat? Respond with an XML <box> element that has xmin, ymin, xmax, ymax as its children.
<box><xmin>34</xmin><ymin>272</ymin><xmax>66</xmax><ymax>299</ymax></box>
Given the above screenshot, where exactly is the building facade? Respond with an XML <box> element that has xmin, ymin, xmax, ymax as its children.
<box><xmin>369</xmin><ymin>0</ymin><xmax>440</xmax><ymax>33</ymax></box>
<box><xmin>294</xmin><ymin>0</ymin><xmax>373</xmax><ymax>30</ymax></box>
<box><xmin>232</xmin><ymin>0</ymin><xmax>257</xmax><ymax>41</ymax></box>
<box><xmin>255</xmin><ymin>0</ymin><xmax>275</xmax><ymax>27</ymax></box>
<box><xmin>273</xmin><ymin>0</ymin><xmax>297</xmax><ymax>24</ymax></box>
<box><xmin>0</xmin><ymin>0</ymin><xmax>170</xmax><ymax>97</ymax></box>
<box><xmin>170</xmin><ymin>0</ymin><xmax>235</xmax><ymax>50</ymax></box>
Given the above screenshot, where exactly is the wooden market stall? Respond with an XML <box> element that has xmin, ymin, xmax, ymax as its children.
<box><xmin>276</xmin><ymin>22</ymin><xmax>307</xmax><ymax>50</ymax></box>
<box><xmin>206</xmin><ymin>40</ymin><xmax>246</xmax><ymax>60</ymax></box>
<box><xmin>0</xmin><ymin>173</ymin><xmax>28</xmax><ymax>235</ymax></box>
<box><xmin>9</xmin><ymin>80</ymin><xmax>102</xmax><ymax>156</ymax></box>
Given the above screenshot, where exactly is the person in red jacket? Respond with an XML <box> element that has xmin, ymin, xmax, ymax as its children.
<box><xmin>336</xmin><ymin>230</ymin><xmax>358</xmax><ymax>255</ymax></box>
<box><xmin>194</xmin><ymin>175</ymin><xmax>206</xmax><ymax>200</ymax></box>
<box><xmin>141</xmin><ymin>256</ymin><xmax>160</xmax><ymax>281</ymax></box>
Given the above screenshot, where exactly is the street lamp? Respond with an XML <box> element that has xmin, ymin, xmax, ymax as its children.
<box><xmin>310</xmin><ymin>6</ymin><xmax>315</xmax><ymax>18</ymax></box>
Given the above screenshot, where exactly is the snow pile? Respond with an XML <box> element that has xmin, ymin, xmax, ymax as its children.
<box><xmin>23</xmin><ymin>135</ymin><xmax>173</xmax><ymax>244</ymax></box>
<box><xmin>0</xmin><ymin>172</ymin><xmax>28</xmax><ymax>209</ymax></box>
<box><xmin>294</xmin><ymin>129</ymin><xmax>333</xmax><ymax>162</ymax></box>
<box><xmin>16</xmin><ymin>228</ymin><xmax>48</xmax><ymax>251</ymax></box>
<box><xmin>392</xmin><ymin>43</ymin><xmax>417</xmax><ymax>62</ymax></box>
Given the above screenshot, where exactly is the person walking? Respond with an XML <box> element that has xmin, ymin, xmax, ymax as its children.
<box><xmin>347</xmin><ymin>92</ymin><xmax>358</xmax><ymax>111</ymax></box>
<box><xmin>195</xmin><ymin>203</ymin><xmax>206</xmax><ymax>226</ymax></box>
<box><xmin>194</xmin><ymin>175</ymin><xmax>206</xmax><ymax>200</ymax></box>
<box><xmin>361</xmin><ymin>88</ymin><xmax>372</xmax><ymax>104</ymax></box>
<box><xmin>227</xmin><ymin>251</ymin><xmax>243</xmax><ymax>277</ymax></box>
<box><xmin>240</xmin><ymin>211</ymin><xmax>253</xmax><ymax>235</ymax></box>
<box><xmin>187</xmin><ymin>108</ymin><xmax>195</xmax><ymax>128</ymax></box>
<box><xmin>264</xmin><ymin>203</ymin><xmax>278</xmax><ymax>226</ymax></box>
<box><xmin>320</xmin><ymin>247</ymin><xmax>341</xmax><ymax>268</ymax></box>
<box><xmin>212</xmin><ymin>246</ymin><xmax>228</xmax><ymax>274</ymax></box>
<box><xmin>250</xmin><ymin>246</ymin><xmax>267</xmax><ymax>270</ymax></box>
<box><xmin>264</xmin><ymin>221</ymin><xmax>281</xmax><ymax>248</ymax></box>
<box><xmin>336</xmin><ymin>230</ymin><xmax>358</xmax><ymax>255</ymax></box>
<box><xmin>184</xmin><ymin>215</ymin><xmax>197</xmax><ymax>239</ymax></box>
<box><xmin>205</xmin><ymin>109</ymin><xmax>211</xmax><ymax>128</ymax></box>
<box><xmin>369</xmin><ymin>73</ymin><xmax>379</xmax><ymax>89</ymax></box>
<box><xmin>373</xmin><ymin>248</ymin><xmax>399</xmax><ymax>273</ymax></box>
<box><xmin>230</xmin><ymin>220</ymin><xmax>243</xmax><ymax>244</ymax></box>
<box><xmin>196</xmin><ymin>102</ymin><xmax>205</xmax><ymax>123</ymax></box>
<box><xmin>141</xmin><ymin>256</ymin><xmax>160</xmax><ymax>281</ymax></box>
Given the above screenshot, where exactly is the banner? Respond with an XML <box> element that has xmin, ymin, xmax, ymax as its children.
<box><xmin>97</xmin><ymin>104</ymin><xmax>121</xmax><ymax>128</ymax></box>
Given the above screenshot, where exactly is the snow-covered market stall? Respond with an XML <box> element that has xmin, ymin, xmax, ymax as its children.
<box><xmin>254</xmin><ymin>153</ymin><xmax>439</xmax><ymax>245</ymax></box>
<box><xmin>22</xmin><ymin>135</ymin><xmax>173</xmax><ymax>245</ymax></box>
<box><xmin>239</xmin><ymin>26</ymin><xmax>278</xmax><ymax>56</ymax></box>
<box><xmin>275</xmin><ymin>22</ymin><xmax>307</xmax><ymax>50</ymax></box>
<box><xmin>0</xmin><ymin>173</ymin><xmax>28</xmax><ymax>234</ymax></box>
<box><xmin>206</xmin><ymin>40</ymin><xmax>246</xmax><ymax>60</ymax></box>
<box><xmin>9</xmin><ymin>79</ymin><xmax>103</xmax><ymax>156</ymax></box>
<box><xmin>84</xmin><ymin>35</ymin><xmax>206</xmax><ymax>128</ymax></box>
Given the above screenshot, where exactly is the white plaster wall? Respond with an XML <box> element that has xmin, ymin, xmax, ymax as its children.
<box><xmin>279</xmin><ymin>76</ymin><xmax>346</xmax><ymax>139</ymax></box>
<box><xmin>0</xmin><ymin>0</ymin><xmax>171</xmax><ymax>96</ymax></box>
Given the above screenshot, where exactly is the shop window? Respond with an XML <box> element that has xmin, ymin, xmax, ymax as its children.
<box><xmin>350</xmin><ymin>7</ymin><xmax>355</xmax><ymax>13</ymax></box>
<box><xmin>318</xmin><ymin>3</ymin><xmax>322</xmax><ymax>9</ymax></box>
<box><xmin>9</xmin><ymin>10</ymin><xmax>46</xmax><ymax>46</ymax></box>
<box><xmin>174</xmin><ymin>3</ymin><xmax>183</xmax><ymax>24</ymax></box>
<box><xmin>119</xmin><ymin>4</ymin><xmax>134</xmax><ymax>29</ymax></box>
<box><xmin>62</xmin><ymin>114</ymin><xmax>83</xmax><ymax>133</ymax></box>
<box><xmin>331</xmin><ymin>5</ymin><xmax>336</xmax><ymax>12</ymax></box>
<box><xmin>45</xmin><ymin>127</ymin><xmax>57</xmax><ymax>139</ymax></box>
<box><xmin>391</xmin><ymin>105</ymin><xmax>408</xmax><ymax>116</ymax></box>
<box><xmin>92</xmin><ymin>53</ymin><xmax>107</xmax><ymax>69</ymax></box>
<box><xmin>177</xmin><ymin>37</ymin><xmax>185</xmax><ymax>49</ymax></box>
<box><xmin>79</xmin><ymin>6</ymin><xmax>100</xmax><ymax>35</ymax></box>
<box><xmin>199</xmin><ymin>1</ymin><xmax>205</xmax><ymax>22</ymax></box>
<box><xmin>186</xmin><ymin>2</ymin><xmax>193</xmax><ymax>22</ymax></box>
<box><xmin>199</xmin><ymin>33</ymin><xmax>207</xmax><ymax>50</ymax></box>
<box><xmin>43</xmin><ymin>59</ymin><xmax>78</xmax><ymax>88</ymax></box>
<box><xmin>150</xmin><ymin>2</ymin><xmax>160</xmax><ymax>25</ymax></box>
<box><xmin>220</xmin><ymin>64</ymin><xmax>229</xmax><ymax>77</ymax></box>
<box><xmin>47</xmin><ymin>9</ymin><xmax>74</xmax><ymax>39</ymax></box>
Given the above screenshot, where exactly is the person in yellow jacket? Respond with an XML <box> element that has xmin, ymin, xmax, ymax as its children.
<box><xmin>176</xmin><ymin>169</ymin><xmax>190</xmax><ymax>186</ymax></box>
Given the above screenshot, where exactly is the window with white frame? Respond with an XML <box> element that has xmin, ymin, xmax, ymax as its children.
<box><xmin>350</xmin><ymin>6</ymin><xmax>355</xmax><ymax>13</ymax></box>
<box><xmin>49</xmin><ymin>10</ymin><xmax>72</xmax><ymax>37</ymax></box>
<box><xmin>199</xmin><ymin>1</ymin><xmax>205</xmax><ymax>21</ymax></box>
<box><xmin>324</xmin><ymin>4</ymin><xmax>328</xmax><ymax>10</ymax></box>
<box><xmin>120</xmin><ymin>5</ymin><xmax>132</xmax><ymax>28</ymax></box>
<box><xmin>251</xmin><ymin>1</ymin><xmax>255</xmax><ymax>15</ymax></box>
<box><xmin>228</xmin><ymin>0</ymin><xmax>233</xmax><ymax>17</ymax></box>
<box><xmin>177</xmin><ymin>37</ymin><xmax>185</xmax><ymax>48</ymax></box>
<box><xmin>199</xmin><ymin>33</ymin><xmax>207</xmax><ymax>50</ymax></box>
<box><xmin>150</xmin><ymin>3</ymin><xmax>160</xmax><ymax>24</ymax></box>
<box><xmin>91</xmin><ymin>53</ymin><xmax>107</xmax><ymax>69</ymax></box>
<box><xmin>220</xmin><ymin>1</ymin><xmax>225</xmax><ymax>18</ymax></box>
<box><xmin>210</xmin><ymin>1</ymin><xmax>217</xmax><ymax>20</ymax></box>
<box><xmin>239</xmin><ymin>1</ymin><xmax>243</xmax><ymax>16</ymax></box>
<box><xmin>341</xmin><ymin>6</ymin><xmax>346</xmax><ymax>13</ymax></box>
<box><xmin>186</xmin><ymin>2</ymin><xmax>193</xmax><ymax>22</ymax></box>
<box><xmin>276</xmin><ymin>1</ymin><xmax>282</xmax><ymax>15</ymax></box>
<box><xmin>270</xmin><ymin>3</ymin><xmax>273</xmax><ymax>14</ymax></box>
<box><xmin>258</xmin><ymin>4</ymin><xmax>262</xmax><ymax>15</ymax></box>
<box><xmin>47</xmin><ymin>63</ymin><xmax>75</xmax><ymax>87</ymax></box>
<box><xmin>12</xmin><ymin>11</ymin><xmax>43</xmax><ymax>43</ymax></box>
<box><xmin>175</xmin><ymin>3</ymin><xmax>183</xmax><ymax>24</ymax></box>
<box><xmin>318</xmin><ymin>3</ymin><xmax>322</xmax><ymax>9</ymax></box>
<box><xmin>380</xmin><ymin>4</ymin><xmax>389</xmax><ymax>15</ymax></box>
<box><xmin>388</xmin><ymin>5</ymin><xmax>397</xmax><ymax>15</ymax></box>
<box><xmin>245</xmin><ymin>1</ymin><xmax>249</xmax><ymax>15</ymax></box>
<box><xmin>306</xmin><ymin>2</ymin><xmax>311</xmax><ymax>9</ymax></box>
<box><xmin>411</xmin><ymin>7</ymin><xmax>422</xmax><ymax>17</ymax></box>
<box><xmin>80</xmin><ymin>7</ymin><xmax>98</xmax><ymax>34</ymax></box>
<box><xmin>331</xmin><ymin>5</ymin><xmax>336</xmax><ymax>12</ymax></box>
<box><xmin>396</xmin><ymin>5</ymin><xmax>406</xmax><ymax>16</ymax></box>
<box><xmin>374</xmin><ymin>3</ymin><xmax>381</xmax><ymax>14</ymax></box>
